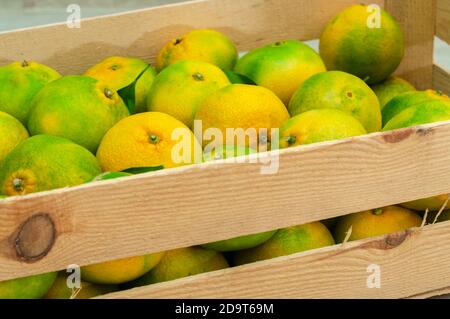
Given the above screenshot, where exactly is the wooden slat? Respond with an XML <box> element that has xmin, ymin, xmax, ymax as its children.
<box><xmin>0</xmin><ymin>0</ymin><xmax>383</xmax><ymax>75</ymax></box>
<box><xmin>100</xmin><ymin>221</ymin><xmax>450</xmax><ymax>299</ymax></box>
<box><xmin>2</xmin><ymin>121</ymin><xmax>450</xmax><ymax>281</ymax></box>
<box><xmin>433</xmin><ymin>64</ymin><xmax>450</xmax><ymax>95</ymax></box>
<box><xmin>437</xmin><ymin>0</ymin><xmax>450</xmax><ymax>43</ymax></box>
<box><xmin>386</xmin><ymin>0</ymin><xmax>437</xmax><ymax>89</ymax></box>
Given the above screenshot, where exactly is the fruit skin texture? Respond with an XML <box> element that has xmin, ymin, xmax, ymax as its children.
<box><xmin>234</xmin><ymin>222</ymin><xmax>335</xmax><ymax>266</ymax></box>
<box><xmin>201</xmin><ymin>230</ymin><xmax>277</xmax><ymax>252</ymax></box>
<box><xmin>0</xmin><ymin>61</ymin><xmax>61</xmax><ymax>123</ymax></box>
<box><xmin>279</xmin><ymin>109</ymin><xmax>367</xmax><ymax>149</ymax></box>
<box><xmin>81</xmin><ymin>252</ymin><xmax>165</xmax><ymax>285</ymax></box>
<box><xmin>401</xmin><ymin>195</ymin><xmax>450</xmax><ymax>212</ymax></box>
<box><xmin>0</xmin><ymin>111</ymin><xmax>29</xmax><ymax>164</ymax></box>
<box><xmin>195</xmin><ymin>84</ymin><xmax>290</xmax><ymax>149</ymax></box>
<box><xmin>147</xmin><ymin>60</ymin><xmax>230</xmax><ymax>128</ymax></box>
<box><xmin>156</xmin><ymin>29</ymin><xmax>238</xmax><ymax>72</ymax></box>
<box><xmin>85</xmin><ymin>56</ymin><xmax>157</xmax><ymax>114</ymax></box>
<box><xmin>129</xmin><ymin>247</ymin><xmax>229</xmax><ymax>287</ymax></box>
<box><xmin>371</xmin><ymin>76</ymin><xmax>416</xmax><ymax>110</ymax></box>
<box><xmin>97</xmin><ymin>112</ymin><xmax>202</xmax><ymax>172</ymax></box>
<box><xmin>45</xmin><ymin>272</ymin><xmax>118</xmax><ymax>299</ymax></box>
<box><xmin>0</xmin><ymin>135</ymin><xmax>102</xmax><ymax>196</ymax></box>
<box><xmin>334</xmin><ymin>206</ymin><xmax>422</xmax><ymax>243</ymax></box>
<box><xmin>289</xmin><ymin>71</ymin><xmax>381</xmax><ymax>133</ymax></box>
<box><xmin>320</xmin><ymin>4</ymin><xmax>404</xmax><ymax>85</ymax></box>
<box><xmin>27</xmin><ymin>75</ymin><xmax>130</xmax><ymax>153</ymax></box>
<box><xmin>382</xmin><ymin>99</ymin><xmax>450</xmax><ymax>131</ymax></box>
<box><xmin>234</xmin><ymin>40</ymin><xmax>326</xmax><ymax>104</ymax></box>
<box><xmin>382</xmin><ymin>90</ymin><xmax>449</xmax><ymax>127</ymax></box>
<box><xmin>0</xmin><ymin>272</ymin><xmax>57</xmax><ymax>299</ymax></box>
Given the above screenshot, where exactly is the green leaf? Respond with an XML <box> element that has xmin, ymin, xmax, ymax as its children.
<box><xmin>223</xmin><ymin>69</ymin><xmax>256</xmax><ymax>85</ymax></box>
<box><xmin>122</xmin><ymin>166</ymin><xmax>165</xmax><ymax>174</ymax></box>
<box><xmin>117</xmin><ymin>65</ymin><xmax>152</xmax><ymax>114</ymax></box>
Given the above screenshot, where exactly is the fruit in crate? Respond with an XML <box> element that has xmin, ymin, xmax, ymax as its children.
<box><xmin>195</xmin><ymin>84</ymin><xmax>290</xmax><ymax>149</ymax></box>
<box><xmin>128</xmin><ymin>247</ymin><xmax>229</xmax><ymax>287</ymax></box>
<box><xmin>147</xmin><ymin>60</ymin><xmax>230</xmax><ymax>128</ymax></box>
<box><xmin>234</xmin><ymin>40</ymin><xmax>326</xmax><ymax>104</ymax></box>
<box><xmin>203</xmin><ymin>145</ymin><xmax>256</xmax><ymax>162</ymax></box>
<box><xmin>81</xmin><ymin>253</ymin><xmax>165</xmax><ymax>285</ymax></box>
<box><xmin>333</xmin><ymin>206</ymin><xmax>422</xmax><ymax>243</ymax></box>
<box><xmin>96</xmin><ymin>112</ymin><xmax>201</xmax><ymax>171</ymax></box>
<box><xmin>0</xmin><ymin>135</ymin><xmax>101</xmax><ymax>196</ymax></box>
<box><xmin>320</xmin><ymin>4</ymin><xmax>404</xmax><ymax>85</ymax></box>
<box><xmin>45</xmin><ymin>272</ymin><xmax>118</xmax><ymax>299</ymax></box>
<box><xmin>85</xmin><ymin>56</ymin><xmax>157</xmax><ymax>114</ymax></box>
<box><xmin>27</xmin><ymin>75</ymin><xmax>130</xmax><ymax>153</ymax></box>
<box><xmin>0</xmin><ymin>272</ymin><xmax>57</xmax><ymax>299</ymax></box>
<box><xmin>156</xmin><ymin>29</ymin><xmax>238</xmax><ymax>72</ymax></box>
<box><xmin>0</xmin><ymin>111</ymin><xmax>29</xmax><ymax>164</ymax></box>
<box><xmin>202</xmin><ymin>230</ymin><xmax>277</xmax><ymax>252</ymax></box>
<box><xmin>0</xmin><ymin>61</ymin><xmax>60</xmax><ymax>123</ymax></box>
<box><xmin>371</xmin><ymin>76</ymin><xmax>416</xmax><ymax>110</ymax></box>
<box><xmin>279</xmin><ymin>109</ymin><xmax>367</xmax><ymax>148</ymax></box>
<box><xmin>401</xmin><ymin>195</ymin><xmax>450</xmax><ymax>212</ymax></box>
<box><xmin>234</xmin><ymin>222</ymin><xmax>335</xmax><ymax>265</ymax></box>
<box><xmin>288</xmin><ymin>71</ymin><xmax>381</xmax><ymax>132</ymax></box>
<box><xmin>382</xmin><ymin>90</ymin><xmax>450</xmax><ymax>127</ymax></box>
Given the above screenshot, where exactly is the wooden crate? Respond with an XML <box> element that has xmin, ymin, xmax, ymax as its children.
<box><xmin>0</xmin><ymin>0</ymin><xmax>449</xmax><ymax>299</ymax></box>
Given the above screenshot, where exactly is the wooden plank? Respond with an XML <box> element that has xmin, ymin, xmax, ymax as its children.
<box><xmin>408</xmin><ymin>286</ymin><xmax>450</xmax><ymax>299</ymax></box>
<box><xmin>433</xmin><ymin>64</ymin><xmax>450</xmax><ymax>95</ymax></box>
<box><xmin>437</xmin><ymin>0</ymin><xmax>450</xmax><ymax>43</ymax></box>
<box><xmin>2</xmin><ymin>121</ymin><xmax>450</xmax><ymax>281</ymax></box>
<box><xmin>386</xmin><ymin>0</ymin><xmax>437</xmax><ymax>89</ymax></box>
<box><xmin>0</xmin><ymin>0</ymin><xmax>385</xmax><ymax>75</ymax></box>
<box><xmin>100</xmin><ymin>221</ymin><xmax>450</xmax><ymax>299</ymax></box>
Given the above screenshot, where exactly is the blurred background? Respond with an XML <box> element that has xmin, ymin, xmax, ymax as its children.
<box><xmin>0</xmin><ymin>0</ymin><xmax>448</xmax><ymax>69</ymax></box>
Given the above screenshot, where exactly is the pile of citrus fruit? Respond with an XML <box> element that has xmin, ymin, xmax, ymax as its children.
<box><xmin>0</xmin><ymin>4</ymin><xmax>449</xmax><ymax>298</ymax></box>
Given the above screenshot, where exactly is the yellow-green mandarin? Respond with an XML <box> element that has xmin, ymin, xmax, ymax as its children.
<box><xmin>401</xmin><ymin>195</ymin><xmax>450</xmax><ymax>212</ymax></box>
<box><xmin>383</xmin><ymin>99</ymin><xmax>450</xmax><ymax>131</ymax></box>
<box><xmin>382</xmin><ymin>90</ymin><xmax>449</xmax><ymax>127</ymax></box>
<box><xmin>195</xmin><ymin>84</ymin><xmax>290</xmax><ymax>149</ymax></box>
<box><xmin>0</xmin><ymin>111</ymin><xmax>29</xmax><ymax>164</ymax></box>
<box><xmin>129</xmin><ymin>247</ymin><xmax>229</xmax><ymax>287</ymax></box>
<box><xmin>234</xmin><ymin>222</ymin><xmax>335</xmax><ymax>265</ymax></box>
<box><xmin>334</xmin><ymin>206</ymin><xmax>422</xmax><ymax>243</ymax></box>
<box><xmin>320</xmin><ymin>4</ymin><xmax>404</xmax><ymax>84</ymax></box>
<box><xmin>235</xmin><ymin>40</ymin><xmax>326</xmax><ymax>104</ymax></box>
<box><xmin>85</xmin><ymin>56</ymin><xmax>157</xmax><ymax>114</ymax></box>
<box><xmin>0</xmin><ymin>61</ymin><xmax>60</xmax><ymax>123</ymax></box>
<box><xmin>81</xmin><ymin>252</ymin><xmax>164</xmax><ymax>285</ymax></box>
<box><xmin>156</xmin><ymin>29</ymin><xmax>238</xmax><ymax>72</ymax></box>
<box><xmin>202</xmin><ymin>230</ymin><xmax>277</xmax><ymax>252</ymax></box>
<box><xmin>97</xmin><ymin>112</ymin><xmax>201</xmax><ymax>172</ymax></box>
<box><xmin>371</xmin><ymin>76</ymin><xmax>416</xmax><ymax>110</ymax></box>
<box><xmin>279</xmin><ymin>109</ymin><xmax>367</xmax><ymax>149</ymax></box>
<box><xmin>0</xmin><ymin>272</ymin><xmax>57</xmax><ymax>299</ymax></box>
<box><xmin>203</xmin><ymin>145</ymin><xmax>256</xmax><ymax>162</ymax></box>
<box><xmin>147</xmin><ymin>60</ymin><xmax>230</xmax><ymax>128</ymax></box>
<box><xmin>45</xmin><ymin>272</ymin><xmax>118</xmax><ymax>299</ymax></box>
<box><xmin>289</xmin><ymin>71</ymin><xmax>381</xmax><ymax>133</ymax></box>
<box><xmin>27</xmin><ymin>75</ymin><xmax>130</xmax><ymax>153</ymax></box>
<box><xmin>0</xmin><ymin>135</ymin><xmax>101</xmax><ymax>196</ymax></box>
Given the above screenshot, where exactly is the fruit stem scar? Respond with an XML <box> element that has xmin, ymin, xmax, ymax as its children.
<box><xmin>174</xmin><ymin>38</ymin><xmax>183</xmax><ymax>45</ymax></box>
<box><xmin>373</xmin><ymin>208</ymin><xmax>384</xmax><ymax>216</ymax></box>
<box><xmin>347</xmin><ymin>91</ymin><xmax>353</xmax><ymax>98</ymax></box>
<box><xmin>110</xmin><ymin>64</ymin><xmax>120</xmax><ymax>71</ymax></box>
<box><xmin>149</xmin><ymin>134</ymin><xmax>160</xmax><ymax>144</ymax></box>
<box><xmin>21</xmin><ymin>60</ymin><xmax>29</xmax><ymax>67</ymax></box>
<box><xmin>12</xmin><ymin>178</ymin><xmax>25</xmax><ymax>192</ymax></box>
<box><xmin>192</xmin><ymin>72</ymin><xmax>205</xmax><ymax>81</ymax></box>
<box><xmin>104</xmin><ymin>88</ymin><xmax>114</xmax><ymax>99</ymax></box>
<box><xmin>286</xmin><ymin>136</ymin><xmax>296</xmax><ymax>145</ymax></box>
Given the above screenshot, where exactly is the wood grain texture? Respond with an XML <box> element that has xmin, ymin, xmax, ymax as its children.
<box><xmin>434</xmin><ymin>64</ymin><xmax>450</xmax><ymax>95</ymax></box>
<box><xmin>100</xmin><ymin>221</ymin><xmax>450</xmax><ymax>299</ymax></box>
<box><xmin>2</xmin><ymin>121</ymin><xmax>450</xmax><ymax>281</ymax></box>
<box><xmin>437</xmin><ymin>0</ymin><xmax>450</xmax><ymax>43</ymax></box>
<box><xmin>386</xmin><ymin>0</ymin><xmax>437</xmax><ymax>89</ymax></box>
<box><xmin>0</xmin><ymin>0</ymin><xmax>382</xmax><ymax>75</ymax></box>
